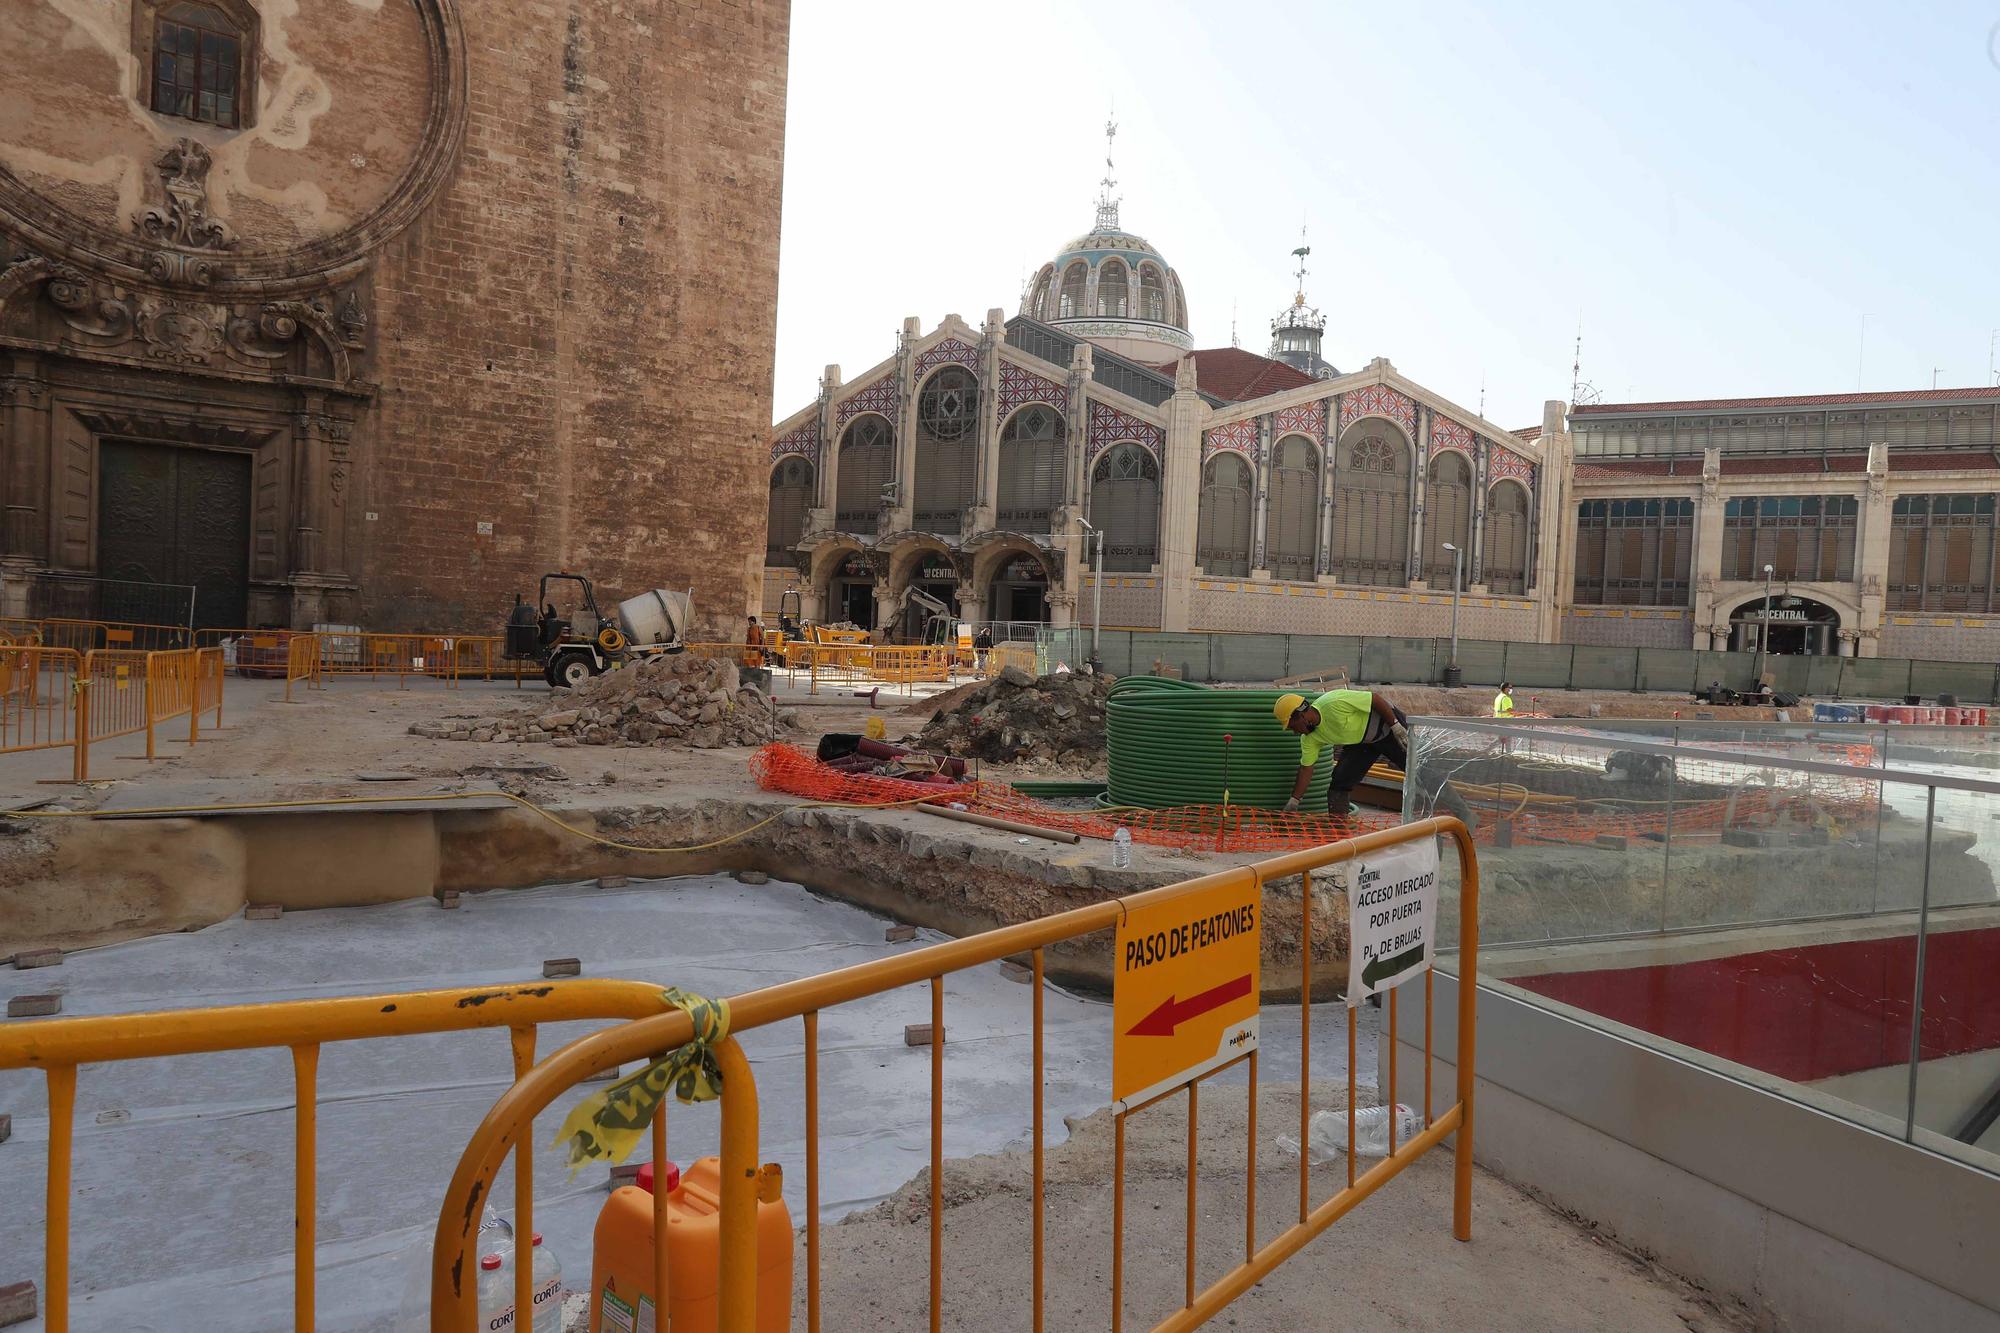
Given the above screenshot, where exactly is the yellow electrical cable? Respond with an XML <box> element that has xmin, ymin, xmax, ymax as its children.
<box><xmin>2</xmin><ymin>788</ymin><xmax>941</xmax><ymax>855</ymax></box>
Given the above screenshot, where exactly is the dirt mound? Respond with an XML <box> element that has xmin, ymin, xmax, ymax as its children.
<box><xmin>912</xmin><ymin>666</ymin><xmax>1111</xmax><ymax>765</ymax></box>
<box><xmin>408</xmin><ymin>653</ymin><xmax>796</xmax><ymax>749</ymax></box>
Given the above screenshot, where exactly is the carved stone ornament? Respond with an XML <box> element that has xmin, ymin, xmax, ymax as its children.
<box><xmin>138</xmin><ymin>299</ymin><xmax>225</xmax><ymax>364</ymax></box>
<box><xmin>138</xmin><ymin>139</ymin><xmax>233</xmax><ymax>251</ymax></box>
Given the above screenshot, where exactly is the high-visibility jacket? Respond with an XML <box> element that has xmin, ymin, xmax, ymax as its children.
<box><xmin>1493</xmin><ymin>691</ymin><xmax>1514</xmax><ymax>717</ymax></box>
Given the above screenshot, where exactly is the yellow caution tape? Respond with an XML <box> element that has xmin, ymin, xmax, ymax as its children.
<box><xmin>554</xmin><ymin>986</ymin><xmax>731</xmax><ymax>1171</ymax></box>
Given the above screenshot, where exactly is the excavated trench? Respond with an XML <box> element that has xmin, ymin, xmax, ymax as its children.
<box><xmin>1</xmin><ymin>797</ymin><xmax>1355</xmax><ymax>998</ymax></box>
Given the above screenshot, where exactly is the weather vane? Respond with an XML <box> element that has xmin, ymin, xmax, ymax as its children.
<box><xmin>1095</xmin><ymin>117</ymin><xmax>1121</xmax><ymax>230</ymax></box>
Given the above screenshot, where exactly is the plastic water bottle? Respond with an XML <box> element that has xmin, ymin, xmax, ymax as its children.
<box><xmin>477</xmin><ymin>1205</ymin><xmax>515</xmax><ymax>1262</ymax></box>
<box><xmin>528</xmin><ymin>1232</ymin><xmax>564</xmax><ymax>1333</ymax></box>
<box><xmin>1279</xmin><ymin>1104</ymin><xmax>1424</xmax><ymax>1161</ymax></box>
<box><xmin>475</xmin><ymin>1252</ymin><xmax>514</xmax><ymax>1331</ymax></box>
<box><xmin>1110</xmin><ymin>826</ymin><xmax>1132</xmax><ymax>868</ymax></box>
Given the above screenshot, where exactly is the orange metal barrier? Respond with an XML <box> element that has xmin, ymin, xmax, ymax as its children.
<box><xmin>76</xmin><ymin>648</ymin><xmax>149</xmax><ymax>777</ymax></box>
<box><xmin>196</xmin><ymin>645</ymin><xmax>225</xmax><ymax>731</ymax></box>
<box><xmin>431</xmin><ymin>818</ymin><xmax>1480</xmax><ymax>1331</ymax></box>
<box><xmin>284</xmin><ymin>633</ymin><xmax>321</xmax><ymax>701</ymax></box>
<box><xmin>0</xmin><ymin>645</ymin><xmax>81</xmax><ymax>769</ymax></box>
<box><xmin>0</xmin><ymin>980</ymin><xmax>683</xmax><ymax>1333</ymax></box>
<box><xmin>142</xmin><ymin>647</ymin><xmax>197</xmax><ymax>759</ymax></box>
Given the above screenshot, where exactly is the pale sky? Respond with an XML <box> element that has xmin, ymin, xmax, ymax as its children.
<box><xmin>772</xmin><ymin>2</ymin><xmax>2000</xmax><ymax>432</ymax></box>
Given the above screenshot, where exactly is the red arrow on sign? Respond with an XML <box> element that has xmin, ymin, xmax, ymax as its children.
<box><xmin>1124</xmin><ymin>974</ymin><xmax>1254</xmax><ymax>1038</ymax></box>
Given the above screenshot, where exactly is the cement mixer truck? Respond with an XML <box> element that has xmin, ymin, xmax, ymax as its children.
<box><xmin>503</xmin><ymin>572</ymin><xmax>692</xmax><ymax>688</ymax></box>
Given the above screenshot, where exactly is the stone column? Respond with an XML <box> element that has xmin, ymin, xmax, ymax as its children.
<box><xmin>2</xmin><ymin>354</ymin><xmax>51</xmax><ymax>571</ymax></box>
<box><xmin>813</xmin><ymin>364</ymin><xmax>841</xmax><ymax>521</ymax></box>
<box><xmin>1691</xmin><ymin>446</ymin><xmax>1726</xmax><ymax>647</ymax></box>
<box><xmin>1531</xmin><ymin>401</ymin><xmax>1570</xmax><ymax>641</ymax></box>
<box><xmin>890</xmin><ymin>318</ymin><xmax>920</xmax><ymax>534</ymax></box>
<box><xmin>1408</xmin><ymin>406</ymin><xmax>1430</xmax><ymax>587</ymax></box>
<box><xmin>1060</xmin><ymin>347</ymin><xmax>1092</xmax><ymax>631</ymax></box>
<box><xmin>1250</xmin><ymin>415</ymin><xmax>1271</xmax><ymax>575</ymax></box>
<box><xmin>974</xmin><ymin>309</ymin><xmax>1004</xmax><ymax>529</ymax></box>
<box><xmin>1856</xmin><ymin>442</ymin><xmax>1891</xmax><ymax>658</ymax></box>
<box><xmin>292</xmin><ymin>397</ymin><xmax>327</xmax><ymax>575</ymax></box>
<box><xmin>955</xmin><ymin>581</ymin><xmax>985</xmax><ymax>630</ymax></box>
<box><xmin>1470</xmin><ymin>435</ymin><xmax>1489</xmax><ymax>589</ymax></box>
<box><xmin>1320</xmin><ymin>395</ymin><xmax>1340</xmax><ymax>581</ymax></box>
<box><xmin>1157</xmin><ymin>357</ymin><xmax>1204</xmax><ymax>631</ymax></box>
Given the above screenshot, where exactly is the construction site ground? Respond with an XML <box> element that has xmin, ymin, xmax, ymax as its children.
<box><xmin>1</xmin><ymin>671</ymin><xmax>1788</xmax><ymax>1327</ymax></box>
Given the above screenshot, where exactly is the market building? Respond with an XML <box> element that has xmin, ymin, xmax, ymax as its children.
<box><xmin>765</xmin><ymin>174</ymin><xmax>1566</xmax><ymax>645</ymax></box>
<box><xmin>1560</xmin><ymin>387</ymin><xmax>2000</xmax><ymax>662</ymax></box>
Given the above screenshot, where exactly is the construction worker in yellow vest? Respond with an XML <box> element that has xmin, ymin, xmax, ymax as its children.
<box><xmin>1493</xmin><ymin>682</ymin><xmax>1515</xmax><ymax>717</ymax></box>
<box><xmin>1274</xmin><ymin>688</ymin><xmax>1410</xmax><ymax>816</ymax></box>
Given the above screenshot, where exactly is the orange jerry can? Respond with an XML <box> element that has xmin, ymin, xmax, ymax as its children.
<box><xmin>589</xmin><ymin>1157</ymin><xmax>793</xmax><ymax>1333</ymax></box>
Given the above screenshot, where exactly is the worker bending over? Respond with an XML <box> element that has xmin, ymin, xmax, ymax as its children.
<box><xmin>1493</xmin><ymin>681</ymin><xmax>1514</xmax><ymax>717</ymax></box>
<box><xmin>1275</xmin><ymin>688</ymin><xmax>1411</xmax><ymax>815</ymax></box>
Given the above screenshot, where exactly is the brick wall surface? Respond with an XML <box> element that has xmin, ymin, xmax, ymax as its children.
<box><xmin>1562</xmin><ymin>610</ymin><xmax>1694</xmax><ymax>649</ymax></box>
<box><xmin>1878</xmin><ymin>622</ymin><xmax>2000</xmax><ymax>663</ymax></box>
<box><xmin>360</xmin><ymin>1</ymin><xmax>790</xmax><ymax>637</ymax></box>
<box><xmin>1188</xmin><ymin>582</ymin><xmax>1541</xmax><ymax>641</ymax></box>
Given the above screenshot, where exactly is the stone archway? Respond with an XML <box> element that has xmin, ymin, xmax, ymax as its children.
<box><xmin>1725</xmin><ymin>592</ymin><xmax>1844</xmax><ymax>657</ymax></box>
<box><xmin>881</xmin><ymin>536</ymin><xmax>963</xmax><ymax>643</ymax></box>
<box><xmin>971</xmin><ymin>541</ymin><xmax>1054</xmax><ymax>630</ymax></box>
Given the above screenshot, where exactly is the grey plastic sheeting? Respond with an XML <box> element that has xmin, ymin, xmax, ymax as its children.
<box><xmin>0</xmin><ymin>875</ymin><xmax>1376</xmax><ymax>1332</ymax></box>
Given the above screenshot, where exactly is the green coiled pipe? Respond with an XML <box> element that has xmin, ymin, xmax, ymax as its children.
<box><xmin>1105</xmin><ymin>676</ymin><xmax>1334</xmax><ymax>810</ymax></box>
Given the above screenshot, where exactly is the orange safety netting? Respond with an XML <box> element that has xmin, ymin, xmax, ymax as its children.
<box><xmin>749</xmin><ymin>744</ymin><xmax>1887</xmax><ymax>854</ymax></box>
<box><xmin>749</xmin><ymin>743</ymin><xmax>1393</xmax><ymax>852</ymax></box>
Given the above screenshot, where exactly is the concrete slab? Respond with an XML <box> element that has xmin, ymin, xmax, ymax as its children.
<box><xmin>93</xmin><ymin>781</ymin><xmax>515</xmax><ymax>819</ymax></box>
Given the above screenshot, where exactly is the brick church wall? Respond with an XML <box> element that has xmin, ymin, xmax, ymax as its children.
<box><xmin>361</xmin><ymin>1</ymin><xmax>791</xmax><ymax>636</ymax></box>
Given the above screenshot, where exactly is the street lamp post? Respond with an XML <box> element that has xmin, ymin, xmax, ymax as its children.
<box><xmin>1077</xmin><ymin>517</ymin><xmax>1104</xmax><ymax>671</ymax></box>
<box><xmin>1442</xmin><ymin>541</ymin><xmax>1464</xmax><ymax>688</ymax></box>
<box><xmin>1753</xmin><ymin>562</ymin><xmax>1774</xmax><ymax>684</ymax></box>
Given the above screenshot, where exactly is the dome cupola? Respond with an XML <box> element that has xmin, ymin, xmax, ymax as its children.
<box><xmin>1017</xmin><ymin>121</ymin><xmax>1192</xmax><ymax>364</ymax></box>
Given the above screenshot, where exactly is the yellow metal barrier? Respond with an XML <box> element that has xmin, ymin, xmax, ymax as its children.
<box><xmin>284</xmin><ymin>633</ymin><xmax>321</xmax><ymax>701</ymax></box>
<box><xmin>142</xmin><ymin>647</ymin><xmax>197</xmax><ymax>759</ymax></box>
<box><xmin>0</xmin><ymin>645</ymin><xmax>81</xmax><ymax>767</ymax></box>
<box><xmin>196</xmin><ymin>645</ymin><xmax>225</xmax><ymax>731</ymax></box>
<box><xmin>76</xmin><ymin>648</ymin><xmax>149</xmax><ymax>778</ymax></box>
<box><xmin>0</xmin><ymin>980</ymin><xmax>683</xmax><ymax>1333</ymax></box>
<box><xmin>432</xmin><ymin>817</ymin><xmax>1480</xmax><ymax>1331</ymax></box>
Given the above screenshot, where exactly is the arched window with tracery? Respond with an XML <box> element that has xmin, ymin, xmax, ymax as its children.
<box><xmin>1331</xmin><ymin>427</ymin><xmax>1411</xmax><ymax>586</ymax></box>
<box><xmin>1424</xmin><ymin>451</ymin><xmax>1473</xmax><ymax>586</ymax></box>
<box><xmin>767</xmin><ymin>456</ymin><xmax>815</xmax><ymax>564</ymax></box>
<box><xmin>1197</xmin><ymin>453</ymin><xmax>1253</xmax><ymax>576</ymax></box>
<box><xmin>914</xmin><ymin>366</ymin><xmax>979</xmax><ymax>532</ymax></box>
<box><xmin>1057</xmin><ymin>262</ymin><xmax>1088</xmax><ymax>319</ymax></box>
<box><xmin>1169</xmin><ymin>272</ymin><xmax>1189</xmax><ymax>329</ymax></box>
<box><xmin>835</xmin><ymin>414</ymin><xmax>893</xmax><ymax>530</ymax></box>
<box><xmin>1265</xmin><ymin>435</ymin><xmax>1321</xmax><ymax>581</ymax></box>
<box><xmin>997</xmin><ymin>405</ymin><xmax>1065</xmax><ymax>533</ymax></box>
<box><xmin>1088</xmin><ymin>444</ymin><xmax>1160</xmax><ymax>572</ymax></box>
<box><xmin>1139</xmin><ymin>264</ymin><xmax>1168</xmax><ymax>323</ymax></box>
<box><xmin>147</xmin><ymin>1</ymin><xmax>255</xmax><ymax>129</ymax></box>
<box><xmin>1485</xmin><ymin>480</ymin><xmax>1530</xmax><ymax>595</ymax></box>
<box><xmin>1024</xmin><ymin>268</ymin><xmax>1053</xmax><ymax>320</ymax></box>
<box><xmin>1097</xmin><ymin>260</ymin><xmax>1129</xmax><ymax>318</ymax></box>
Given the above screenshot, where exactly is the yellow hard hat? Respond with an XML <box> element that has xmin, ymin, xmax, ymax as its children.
<box><xmin>1274</xmin><ymin>693</ymin><xmax>1306</xmax><ymax>727</ymax></box>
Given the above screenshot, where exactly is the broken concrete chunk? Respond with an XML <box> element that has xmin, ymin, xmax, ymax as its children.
<box><xmin>12</xmin><ymin>948</ymin><xmax>61</xmax><ymax>970</ymax></box>
<box><xmin>436</xmin><ymin>890</ymin><xmax>462</xmax><ymax>910</ymax></box>
<box><xmin>7</xmin><ymin>995</ymin><xmax>61</xmax><ymax>1018</ymax></box>
<box><xmin>597</xmin><ymin>875</ymin><xmax>631</xmax><ymax>889</ymax></box>
<box><xmin>734</xmin><ymin>869</ymin><xmax>770</xmax><ymax>885</ymax></box>
<box><xmin>885</xmin><ymin>924</ymin><xmax>916</xmax><ymax>943</ymax></box>
<box><xmin>543</xmin><ymin>957</ymin><xmax>583</xmax><ymax>978</ymax></box>
<box><xmin>904</xmin><ymin>1023</ymin><xmax>940</xmax><ymax>1047</ymax></box>
<box><xmin>0</xmin><ymin>1280</ymin><xmax>37</xmax><ymax>1327</ymax></box>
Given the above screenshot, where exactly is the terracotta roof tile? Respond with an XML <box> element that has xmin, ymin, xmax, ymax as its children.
<box><xmin>1574</xmin><ymin>386</ymin><xmax>2000</xmax><ymax>415</ymax></box>
<box><xmin>1152</xmin><ymin>348</ymin><xmax>1316</xmax><ymax>403</ymax></box>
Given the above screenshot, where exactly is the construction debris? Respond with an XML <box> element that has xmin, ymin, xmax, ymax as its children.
<box><xmin>912</xmin><ymin>666</ymin><xmax>1111</xmax><ymax>766</ymax></box>
<box><xmin>408</xmin><ymin>654</ymin><xmax>798</xmax><ymax>749</ymax></box>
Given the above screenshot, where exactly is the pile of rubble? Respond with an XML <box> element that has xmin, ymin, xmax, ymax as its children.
<box><xmin>911</xmin><ymin>665</ymin><xmax>1110</xmax><ymax>766</ymax></box>
<box><xmin>409</xmin><ymin>653</ymin><xmax>797</xmax><ymax>748</ymax></box>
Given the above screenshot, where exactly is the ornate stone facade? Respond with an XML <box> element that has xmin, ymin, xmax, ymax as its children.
<box><xmin>1</xmin><ymin>0</ymin><xmax>789</xmax><ymax>633</ymax></box>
